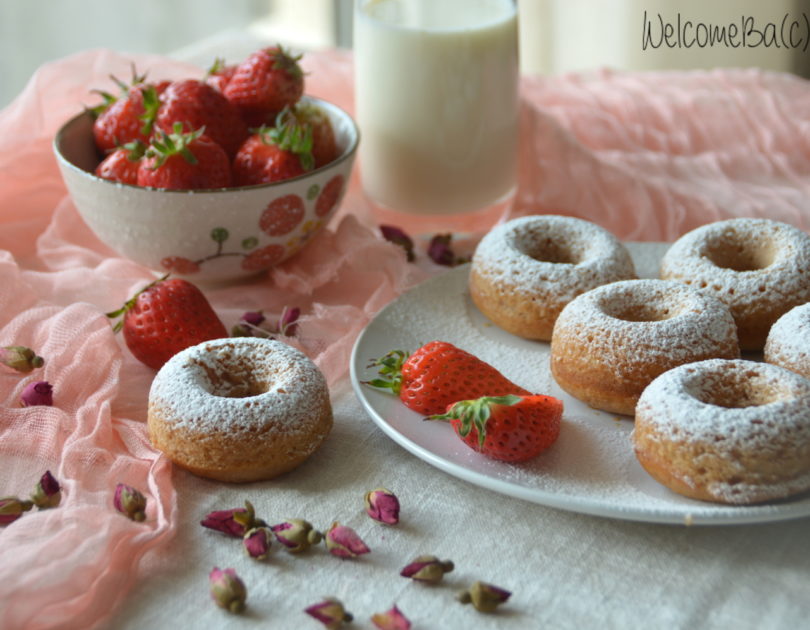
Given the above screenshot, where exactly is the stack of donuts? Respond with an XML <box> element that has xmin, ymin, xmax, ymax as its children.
<box><xmin>469</xmin><ymin>215</ymin><xmax>810</xmax><ymax>505</ymax></box>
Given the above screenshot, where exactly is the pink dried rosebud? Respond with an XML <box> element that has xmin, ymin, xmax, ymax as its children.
<box><xmin>305</xmin><ymin>597</ymin><xmax>353</xmax><ymax>629</ymax></box>
<box><xmin>276</xmin><ymin>306</ymin><xmax>300</xmax><ymax>336</ymax></box>
<box><xmin>380</xmin><ymin>225</ymin><xmax>415</xmax><ymax>262</ymax></box>
<box><xmin>371</xmin><ymin>604</ymin><xmax>411</xmax><ymax>630</ymax></box>
<box><xmin>1</xmin><ymin>346</ymin><xmax>45</xmax><ymax>373</ymax></box>
<box><xmin>201</xmin><ymin>500</ymin><xmax>263</xmax><ymax>538</ymax></box>
<box><xmin>31</xmin><ymin>470</ymin><xmax>62</xmax><ymax>509</ymax></box>
<box><xmin>20</xmin><ymin>381</ymin><xmax>53</xmax><ymax>407</ymax></box>
<box><xmin>428</xmin><ymin>233</ymin><xmax>469</xmax><ymax>267</ymax></box>
<box><xmin>241</xmin><ymin>311</ymin><xmax>265</xmax><ymax>327</ymax></box>
<box><xmin>325</xmin><ymin>522</ymin><xmax>370</xmax><ymax>559</ymax></box>
<box><xmin>231</xmin><ymin>311</ymin><xmax>271</xmax><ymax>338</ymax></box>
<box><xmin>209</xmin><ymin>567</ymin><xmax>247</xmax><ymax>614</ymax></box>
<box><xmin>0</xmin><ymin>497</ymin><xmax>34</xmax><ymax>525</ymax></box>
<box><xmin>364</xmin><ymin>487</ymin><xmax>400</xmax><ymax>525</ymax></box>
<box><xmin>458</xmin><ymin>581</ymin><xmax>512</xmax><ymax>612</ymax></box>
<box><xmin>243</xmin><ymin>526</ymin><xmax>272</xmax><ymax>560</ymax></box>
<box><xmin>271</xmin><ymin>518</ymin><xmax>323</xmax><ymax>553</ymax></box>
<box><xmin>400</xmin><ymin>555</ymin><xmax>454</xmax><ymax>584</ymax></box>
<box><xmin>113</xmin><ymin>483</ymin><xmax>147</xmax><ymax>521</ymax></box>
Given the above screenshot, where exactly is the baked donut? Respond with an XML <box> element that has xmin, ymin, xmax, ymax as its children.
<box><xmin>764</xmin><ymin>303</ymin><xmax>810</xmax><ymax>379</ymax></box>
<box><xmin>469</xmin><ymin>215</ymin><xmax>636</xmax><ymax>340</ymax></box>
<box><xmin>660</xmin><ymin>218</ymin><xmax>810</xmax><ymax>350</ymax></box>
<box><xmin>148</xmin><ymin>337</ymin><xmax>332</xmax><ymax>482</ymax></box>
<box><xmin>633</xmin><ymin>359</ymin><xmax>810</xmax><ymax>504</ymax></box>
<box><xmin>550</xmin><ymin>279</ymin><xmax>739</xmax><ymax>415</ymax></box>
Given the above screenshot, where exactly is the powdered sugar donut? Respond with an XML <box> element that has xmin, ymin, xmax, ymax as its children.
<box><xmin>148</xmin><ymin>337</ymin><xmax>332</xmax><ymax>482</ymax></box>
<box><xmin>550</xmin><ymin>279</ymin><xmax>740</xmax><ymax>416</ymax></box>
<box><xmin>660</xmin><ymin>218</ymin><xmax>810</xmax><ymax>350</ymax></box>
<box><xmin>633</xmin><ymin>359</ymin><xmax>810</xmax><ymax>505</ymax></box>
<box><xmin>469</xmin><ymin>215</ymin><xmax>636</xmax><ymax>340</ymax></box>
<box><xmin>764</xmin><ymin>303</ymin><xmax>810</xmax><ymax>379</ymax></box>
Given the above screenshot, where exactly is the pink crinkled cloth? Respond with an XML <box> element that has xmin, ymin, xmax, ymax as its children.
<box><xmin>1</xmin><ymin>47</ymin><xmax>810</xmax><ymax>629</ymax></box>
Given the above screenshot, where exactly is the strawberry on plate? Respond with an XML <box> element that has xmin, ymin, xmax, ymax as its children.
<box><xmin>365</xmin><ymin>341</ymin><xmax>530</xmax><ymax>416</ymax></box>
<box><xmin>94</xmin><ymin>140</ymin><xmax>146</xmax><ymax>185</ymax></box>
<box><xmin>91</xmin><ymin>74</ymin><xmax>162</xmax><ymax>153</ymax></box>
<box><xmin>224</xmin><ymin>46</ymin><xmax>305</xmax><ymax>126</ymax></box>
<box><xmin>137</xmin><ymin>123</ymin><xmax>232</xmax><ymax>190</ymax></box>
<box><xmin>107</xmin><ymin>275</ymin><xmax>227</xmax><ymax>370</ymax></box>
<box><xmin>429</xmin><ymin>394</ymin><xmax>563</xmax><ymax>462</ymax></box>
<box><xmin>232</xmin><ymin>118</ymin><xmax>314</xmax><ymax>186</ymax></box>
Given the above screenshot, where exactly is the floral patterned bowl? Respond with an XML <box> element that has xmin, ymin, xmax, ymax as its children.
<box><xmin>53</xmin><ymin>96</ymin><xmax>358</xmax><ymax>282</ymax></box>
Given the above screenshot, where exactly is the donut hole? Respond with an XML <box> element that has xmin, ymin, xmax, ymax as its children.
<box><xmin>194</xmin><ymin>357</ymin><xmax>271</xmax><ymax>399</ymax></box>
<box><xmin>599</xmin><ymin>293</ymin><xmax>680</xmax><ymax>322</ymax></box>
<box><xmin>702</xmin><ymin>235</ymin><xmax>777</xmax><ymax>272</ymax></box>
<box><xmin>514</xmin><ymin>232</ymin><xmax>582</xmax><ymax>265</ymax></box>
<box><xmin>690</xmin><ymin>371</ymin><xmax>788</xmax><ymax>409</ymax></box>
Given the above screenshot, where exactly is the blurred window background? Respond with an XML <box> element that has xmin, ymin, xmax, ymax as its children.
<box><xmin>2</xmin><ymin>0</ymin><xmax>808</xmax><ymax>108</ymax></box>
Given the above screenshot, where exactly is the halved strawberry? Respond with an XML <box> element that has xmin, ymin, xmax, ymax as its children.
<box><xmin>429</xmin><ymin>394</ymin><xmax>563</xmax><ymax>462</ymax></box>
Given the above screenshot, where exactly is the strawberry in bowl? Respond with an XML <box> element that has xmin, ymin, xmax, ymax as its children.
<box><xmin>53</xmin><ymin>47</ymin><xmax>358</xmax><ymax>282</ymax></box>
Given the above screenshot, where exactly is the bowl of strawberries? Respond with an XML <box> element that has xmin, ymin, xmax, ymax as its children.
<box><xmin>53</xmin><ymin>47</ymin><xmax>359</xmax><ymax>282</ymax></box>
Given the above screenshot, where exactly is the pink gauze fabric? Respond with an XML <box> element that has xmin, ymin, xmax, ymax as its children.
<box><xmin>1</xmin><ymin>47</ymin><xmax>810</xmax><ymax>629</ymax></box>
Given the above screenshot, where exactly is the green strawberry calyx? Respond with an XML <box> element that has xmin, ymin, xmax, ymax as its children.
<box><xmin>105</xmin><ymin>274</ymin><xmax>170</xmax><ymax>333</ymax></box>
<box><xmin>363</xmin><ymin>349</ymin><xmax>410</xmax><ymax>395</ymax></box>
<box><xmin>145</xmin><ymin>123</ymin><xmax>206</xmax><ymax>169</ymax></box>
<box><xmin>269</xmin><ymin>45</ymin><xmax>304</xmax><ymax>80</ymax></box>
<box><xmin>259</xmin><ymin>108</ymin><xmax>315</xmax><ymax>171</ymax></box>
<box><xmin>427</xmin><ymin>395</ymin><xmax>523</xmax><ymax>448</ymax></box>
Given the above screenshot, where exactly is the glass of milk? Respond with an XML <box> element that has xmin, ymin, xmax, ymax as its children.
<box><xmin>354</xmin><ymin>0</ymin><xmax>519</xmax><ymax>233</ymax></box>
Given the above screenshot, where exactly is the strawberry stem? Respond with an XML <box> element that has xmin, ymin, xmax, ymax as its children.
<box><xmin>427</xmin><ymin>395</ymin><xmax>523</xmax><ymax>448</ymax></box>
<box><xmin>363</xmin><ymin>350</ymin><xmax>409</xmax><ymax>395</ymax></box>
<box><xmin>106</xmin><ymin>273</ymin><xmax>170</xmax><ymax>333</ymax></box>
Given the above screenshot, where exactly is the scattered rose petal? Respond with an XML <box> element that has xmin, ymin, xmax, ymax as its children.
<box><xmin>325</xmin><ymin>522</ymin><xmax>370</xmax><ymax>558</ymax></box>
<box><xmin>400</xmin><ymin>555</ymin><xmax>454</xmax><ymax>584</ymax></box>
<box><xmin>458</xmin><ymin>581</ymin><xmax>512</xmax><ymax>612</ymax></box>
<box><xmin>20</xmin><ymin>381</ymin><xmax>53</xmax><ymax>407</ymax></box>
<box><xmin>371</xmin><ymin>604</ymin><xmax>411</xmax><ymax>630</ymax></box>
<box><xmin>270</xmin><ymin>518</ymin><xmax>323</xmax><ymax>553</ymax></box>
<box><xmin>305</xmin><ymin>597</ymin><xmax>353</xmax><ymax>629</ymax></box>
<box><xmin>113</xmin><ymin>483</ymin><xmax>147</xmax><ymax>521</ymax></box>
<box><xmin>365</xmin><ymin>487</ymin><xmax>400</xmax><ymax>525</ymax></box>
<box><xmin>209</xmin><ymin>567</ymin><xmax>247</xmax><ymax>613</ymax></box>
<box><xmin>243</xmin><ymin>527</ymin><xmax>272</xmax><ymax>560</ymax></box>
<box><xmin>0</xmin><ymin>497</ymin><xmax>34</xmax><ymax>525</ymax></box>
<box><xmin>1</xmin><ymin>346</ymin><xmax>45</xmax><ymax>373</ymax></box>
<box><xmin>380</xmin><ymin>225</ymin><xmax>415</xmax><ymax>262</ymax></box>
<box><xmin>201</xmin><ymin>500</ymin><xmax>262</xmax><ymax>538</ymax></box>
<box><xmin>31</xmin><ymin>470</ymin><xmax>62</xmax><ymax>509</ymax></box>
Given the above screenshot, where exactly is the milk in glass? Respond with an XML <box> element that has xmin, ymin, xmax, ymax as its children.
<box><xmin>354</xmin><ymin>0</ymin><xmax>519</xmax><ymax>216</ymax></box>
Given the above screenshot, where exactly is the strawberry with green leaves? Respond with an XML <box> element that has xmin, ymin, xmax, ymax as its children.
<box><xmin>107</xmin><ymin>275</ymin><xmax>227</xmax><ymax>370</ymax></box>
<box><xmin>366</xmin><ymin>341</ymin><xmax>530</xmax><ymax>416</ymax></box>
<box><xmin>232</xmin><ymin>115</ymin><xmax>314</xmax><ymax>186</ymax></box>
<box><xmin>286</xmin><ymin>103</ymin><xmax>338</xmax><ymax>168</ymax></box>
<box><xmin>91</xmin><ymin>71</ymin><xmax>163</xmax><ymax>153</ymax></box>
<box><xmin>94</xmin><ymin>140</ymin><xmax>146</xmax><ymax>185</ymax></box>
<box><xmin>137</xmin><ymin>123</ymin><xmax>231</xmax><ymax>190</ymax></box>
<box><xmin>429</xmin><ymin>394</ymin><xmax>563</xmax><ymax>462</ymax></box>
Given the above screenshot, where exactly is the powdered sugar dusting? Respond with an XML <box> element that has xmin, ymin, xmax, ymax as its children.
<box><xmin>149</xmin><ymin>337</ymin><xmax>328</xmax><ymax>435</ymax></box>
<box><xmin>472</xmin><ymin>215</ymin><xmax>636</xmax><ymax>301</ymax></box>
<box><xmin>765</xmin><ymin>303</ymin><xmax>810</xmax><ymax>377</ymax></box>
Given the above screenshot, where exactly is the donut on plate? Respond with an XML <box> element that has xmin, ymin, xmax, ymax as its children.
<box><xmin>469</xmin><ymin>215</ymin><xmax>636</xmax><ymax>340</ymax></box>
<box><xmin>633</xmin><ymin>359</ymin><xmax>810</xmax><ymax>505</ymax></box>
<box><xmin>659</xmin><ymin>218</ymin><xmax>810</xmax><ymax>351</ymax></box>
<box><xmin>764</xmin><ymin>303</ymin><xmax>810</xmax><ymax>379</ymax></box>
<box><xmin>148</xmin><ymin>337</ymin><xmax>332</xmax><ymax>482</ymax></box>
<box><xmin>550</xmin><ymin>279</ymin><xmax>739</xmax><ymax>416</ymax></box>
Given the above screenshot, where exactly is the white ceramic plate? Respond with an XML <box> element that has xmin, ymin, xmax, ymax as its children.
<box><xmin>350</xmin><ymin>242</ymin><xmax>810</xmax><ymax>526</ymax></box>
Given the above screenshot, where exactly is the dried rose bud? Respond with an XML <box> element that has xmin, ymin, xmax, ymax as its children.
<box><xmin>241</xmin><ymin>311</ymin><xmax>265</xmax><ymax>327</ymax></box>
<box><xmin>380</xmin><ymin>225</ymin><xmax>415</xmax><ymax>262</ymax></box>
<box><xmin>243</xmin><ymin>526</ymin><xmax>272</xmax><ymax>560</ymax></box>
<box><xmin>113</xmin><ymin>483</ymin><xmax>147</xmax><ymax>521</ymax></box>
<box><xmin>209</xmin><ymin>567</ymin><xmax>247</xmax><ymax>613</ymax></box>
<box><xmin>231</xmin><ymin>311</ymin><xmax>272</xmax><ymax>338</ymax></box>
<box><xmin>201</xmin><ymin>500</ymin><xmax>263</xmax><ymax>538</ymax></box>
<box><xmin>364</xmin><ymin>487</ymin><xmax>400</xmax><ymax>525</ymax></box>
<box><xmin>0</xmin><ymin>497</ymin><xmax>34</xmax><ymax>525</ymax></box>
<box><xmin>20</xmin><ymin>381</ymin><xmax>53</xmax><ymax>407</ymax></box>
<box><xmin>1</xmin><ymin>346</ymin><xmax>45</xmax><ymax>373</ymax></box>
<box><xmin>325</xmin><ymin>522</ymin><xmax>370</xmax><ymax>559</ymax></box>
<box><xmin>371</xmin><ymin>604</ymin><xmax>411</xmax><ymax>630</ymax></box>
<box><xmin>400</xmin><ymin>555</ymin><xmax>454</xmax><ymax>584</ymax></box>
<box><xmin>305</xmin><ymin>597</ymin><xmax>353</xmax><ymax>629</ymax></box>
<box><xmin>427</xmin><ymin>233</ymin><xmax>470</xmax><ymax>267</ymax></box>
<box><xmin>458</xmin><ymin>581</ymin><xmax>511</xmax><ymax>612</ymax></box>
<box><xmin>270</xmin><ymin>518</ymin><xmax>323</xmax><ymax>553</ymax></box>
<box><xmin>31</xmin><ymin>470</ymin><xmax>61</xmax><ymax>509</ymax></box>
<box><xmin>277</xmin><ymin>306</ymin><xmax>300</xmax><ymax>336</ymax></box>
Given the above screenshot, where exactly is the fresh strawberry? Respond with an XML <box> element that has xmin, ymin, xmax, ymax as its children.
<box><xmin>137</xmin><ymin>123</ymin><xmax>232</xmax><ymax>190</ymax></box>
<box><xmin>107</xmin><ymin>275</ymin><xmax>227</xmax><ymax>370</ymax></box>
<box><xmin>155</xmin><ymin>79</ymin><xmax>248</xmax><ymax>158</ymax></box>
<box><xmin>366</xmin><ymin>341</ymin><xmax>530</xmax><ymax>416</ymax></box>
<box><xmin>204</xmin><ymin>58</ymin><xmax>237</xmax><ymax>93</ymax></box>
<box><xmin>288</xmin><ymin>102</ymin><xmax>338</xmax><ymax>168</ymax></box>
<box><xmin>430</xmin><ymin>394</ymin><xmax>563</xmax><ymax>463</ymax></box>
<box><xmin>232</xmin><ymin>118</ymin><xmax>314</xmax><ymax>186</ymax></box>
<box><xmin>91</xmin><ymin>72</ymin><xmax>162</xmax><ymax>152</ymax></box>
<box><xmin>94</xmin><ymin>140</ymin><xmax>146</xmax><ymax>185</ymax></box>
<box><xmin>224</xmin><ymin>46</ymin><xmax>304</xmax><ymax>126</ymax></box>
